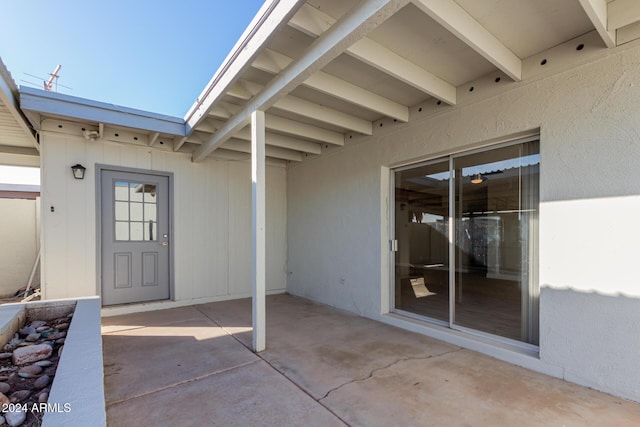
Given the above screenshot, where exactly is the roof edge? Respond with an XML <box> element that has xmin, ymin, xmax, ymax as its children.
<box><xmin>183</xmin><ymin>0</ymin><xmax>307</xmax><ymax>131</ymax></box>
<box><xmin>20</xmin><ymin>87</ymin><xmax>186</xmax><ymax>136</ymax></box>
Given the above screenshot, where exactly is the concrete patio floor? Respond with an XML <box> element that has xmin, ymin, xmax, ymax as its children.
<box><xmin>102</xmin><ymin>294</ymin><xmax>640</xmax><ymax>426</ymax></box>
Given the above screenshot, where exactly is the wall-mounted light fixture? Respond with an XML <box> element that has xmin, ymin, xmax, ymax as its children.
<box><xmin>470</xmin><ymin>173</ymin><xmax>485</xmax><ymax>184</ymax></box>
<box><xmin>71</xmin><ymin>164</ymin><xmax>86</xmax><ymax>180</ymax></box>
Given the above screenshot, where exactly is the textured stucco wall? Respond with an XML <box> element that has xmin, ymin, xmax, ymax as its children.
<box><xmin>40</xmin><ymin>133</ymin><xmax>287</xmax><ymax>306</ymax></box>
<box><xmin>287</xmin><ymin>41</ymin><xmax>640</xmax><ymax>401</ymax></box>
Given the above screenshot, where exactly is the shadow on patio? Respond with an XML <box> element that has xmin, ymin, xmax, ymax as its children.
<box><xmin>102</xmin><ymin>294</ymin><xmax>640</xmax><ymax>426</ymax></box>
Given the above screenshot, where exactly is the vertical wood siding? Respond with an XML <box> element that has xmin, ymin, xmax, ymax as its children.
<box><xmin>40</xmin><ymin>132</ymin><xmax>287</xmax><ymax>302</ymax></box>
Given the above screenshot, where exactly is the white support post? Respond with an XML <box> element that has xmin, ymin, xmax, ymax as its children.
<box><xmin>251</xmin><ymin>110</ymin><xmax>266</xmax><ymax>352</ymax></box>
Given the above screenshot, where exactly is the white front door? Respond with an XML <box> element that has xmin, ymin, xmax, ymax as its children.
<box><xmin>101</xmin><ymin>169</ymin><xmax>171</xmax><ymax>306</ymax></box>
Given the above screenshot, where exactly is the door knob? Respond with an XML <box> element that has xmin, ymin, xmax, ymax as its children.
<box><xmin>160</xmin><ymin>242</ymin><xmax>169</xmax><ymax>247</ymax></box>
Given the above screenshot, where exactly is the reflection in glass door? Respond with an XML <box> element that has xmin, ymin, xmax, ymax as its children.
<box><xmin>393</xmin><ymin>138</ymin><xmax>540</xmax><ymax>346</ymax></box>
<box><xmin>453</xmin><ymin>142</ymin><xmax>539</xmax><ymax>345</ymax></box>
<box><xmin>394</xmin><ymin>161</ymin><xmax>450</xmax><ymax>323</ymax></box>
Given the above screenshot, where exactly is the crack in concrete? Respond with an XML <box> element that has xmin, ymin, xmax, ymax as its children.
<box><xmin>105</xmin><ymin>359</ymin><xmax>261</xmax><ymax>408</ymax></box>
<box><xmin>319</xmin><ymin>348</ymin><xmax>462</xmax><ymax>401</ymax></box>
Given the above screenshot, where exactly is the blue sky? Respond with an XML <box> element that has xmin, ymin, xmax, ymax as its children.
<box><xmin>0</xmin><ymin>0</ymin><xmax>265</xmax><ymax>117</ymax></box>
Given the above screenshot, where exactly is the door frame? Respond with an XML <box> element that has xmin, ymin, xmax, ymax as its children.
<box><xmin>95</xmin><ymin>164</ymin><xmax>175</xmax><ymax>305</ymax></box>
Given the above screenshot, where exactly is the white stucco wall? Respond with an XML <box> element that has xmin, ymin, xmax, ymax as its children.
<box><xmin>39</xmin><ymin>132</ymin><xmax>287</xmax><ymax>307</ymax></box>
<box><xmin>0</xmin><ymin>198</ymin><xmax>39</xmax><ymax>296</ymax></box>
<box><xmin>287</xmin><ymin>41</ymin><xmax>640</xmax><ymax>401</ymax></box>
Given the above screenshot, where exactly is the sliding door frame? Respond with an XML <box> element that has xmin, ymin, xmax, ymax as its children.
<box><xmin>389</xmin><ymin>135</ymin><xmax>540</xmax><ymax>352</ymax></box>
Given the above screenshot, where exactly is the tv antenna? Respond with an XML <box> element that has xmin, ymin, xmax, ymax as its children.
<box><xmin>44</xmin><ymin>64</ymin><xmax>62</xmax><ymax>91</ymax></box>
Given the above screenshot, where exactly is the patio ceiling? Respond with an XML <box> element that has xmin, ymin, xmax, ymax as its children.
<box><xmin>16</xmin><ymin>0</ymin><xmax>640</xmax><ymax>163</ymax></box>
<box><xmin>183</xmin><ymin>0</ymin><xmax>640</xmax><ymax>163</ymax></box>
<box><xmin>0</xmin><ymin>58</ymin><xmax>38</xmax><ymax>158</ymax></box>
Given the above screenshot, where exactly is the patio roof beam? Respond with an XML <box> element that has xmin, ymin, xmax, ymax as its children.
<box><xmin>208</xmin><ymin>101</ymin><xmax>241</xmax><ymax>120</ymax></box>
<box><xmin>222</xmin><ymin>138</ymin><xmax>303</xmax><ymax>162</ymax></box>
<box><xmin>173</xmin><ymin>136</ymin><xmax>188</xmax><ymax>152</ymax></box>
<box><xmin>608</xmin><ymin>0</ymin><xmax>640</xmax><ymax>31</ymax></box>
<box><xmin>204</xmin><ymin>109</ymin><xmax>344</xmax><ymax>146</ymax></box>
<box><xmin>193</xmin><ymin>0</ymin><xmax>410</xmax><ymax>162</ymax></box>
<box><xmin>411</xmin><ymin>0</ymin><xmax>522</xmax><ymax>81</ymax></box>
<box><xmin>273</xmin><ymin>96</ymin><xmax>373</xmax><ymax>135</ymax></box>
<box><xmin>199</xmin><ymin>118</ymin><xmax>323</xmax><ymax>154</ymax></box>
<box><xmin>251</xmin><ymin>110</ymin><xmax>266</xmax><ymax>353</ymax></box>
<box><xmin>253</xmin><ymin>48</ymin><xmax>409</xmax><ymax>122</ymax></box>
<box><xmin>288</xmin><ymin>3</ymin><xmax>456</xmax><ymax>105</ymax></box>
<box><xmin>148</xmin><ymin>132</ymin><xmax>160</xmax><ymax>147</ymax></box>
<box><xmin>577</xmin><ymin>0</ymin><xmax>616</xmax><ymax>48</ymax></box>
<box><xmin>225</xmin><ymin>79</ymin><xmax>373</xmax><ymax>134</ymax></box>
<box><xmin>230</xmin><ymin>126</ymin><xmax>322</xmax><ymax>154</ymax></box>
<box><xmin>227</xmin><ymin>80</ymin><xmax>263</xmax><ymax>100</ymax></box>
<box><xmin>266</xmin><ymin>114</ymin><xmax>344</xmax><ymax>146</ymax></box>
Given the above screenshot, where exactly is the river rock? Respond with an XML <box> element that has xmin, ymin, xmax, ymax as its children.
<box><xmin>36</xmin><ymin>326</ymin><xmax>50</xmax><ymax>333</ymax></box>
<box><xmin>18</xmin><ymin>327</ymin><xmax>35</xmax><ymax>337</ymax></box>
<box><xmin>9</xmin><ymin>390</ymin><xmax>30</xmax><ymax>402</ymax></box>
<box><xmin>12</xmin><ymin>344</ymin><xmax>52</xmax><ymax>365</ymax></box>
<box><xmin>4</xmin><ymin>335</ymin><xmax>21</xmax><ymax>352</ymax></box>
<box><xmin>38</xmin><ymin>391</ymin><xmax>48</xmax><ymax>404</ymax></box>
<box><xmin>34</xmin><ymin>360</ymin><xmax>52</xmax><ymax>368</ymax></box>
<box><xmin>0</xmin><ymin>353</ymin><xmax>12</xmax><ymax>360</ymax></box>
<box><xmin>34</xmin><ymin>375</ymin><xmax>50</xmax><ymax>390</ymax></box>
<box><xmin>57</xmin><ymin>346</ymin><xmax>63</xmax><ymax>357</ymax></box>
<box><xmin>29</xmin><ymin>321</ymin><xmax>47</xmax><ymax>328</ymax></box>
<box><xmin>5</xmin><ymin>409</ymin><xmax>26</xmax><ymax>427</ymax></box>
<box><xmin>19</xmin><ymin>365</ymin><xmax>42</xmax><ymax>376</ymax></box>
<box><xmin>0</xmin><ymin>391</ymin><xmax>9</xmax><ymax>406</ymax></box>
<box><xmin>0</xmin><ymin>382</ymin><xmax>10</xmax><ymax>394</ymax></box>
<box><xmin>25</xmin><ymin>333</ymin><xmax>40</xmax><ymax>342</ymax></box>
<box><xmin>56</xmin><ymin>323</ymin><xmax>70</xmax><ymax>331</ymax></box>
<box><xmin>48</xmin><ymin>332</ymin><xmax>66</xmax><ymax>341</ymax></box>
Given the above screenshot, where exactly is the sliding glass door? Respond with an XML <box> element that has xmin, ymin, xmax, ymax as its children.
<box><xmin>394</xmin><ymin>161</ymin><xmax>450</xmax><ymax>323</ymax></box>
<box><xmin>393</xmin><ymin>138</ymin><xmax>540</xmax><ymax>346</ymax></box>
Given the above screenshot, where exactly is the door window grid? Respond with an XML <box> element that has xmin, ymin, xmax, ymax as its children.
<box><xmin>114</xmin><ymin>181</ymin><xmax>157</xmax><ymax>241</ymax></box>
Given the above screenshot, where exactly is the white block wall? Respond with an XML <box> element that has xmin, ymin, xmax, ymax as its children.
<box><xmin>0</xmin><ymin>198</ymin><xmax>39</xmax><ymax>296</ymax></box>
<box><xmin>39</xmin><ymin>132</ymin><xmax>287</xmax><ymax>305</ymax></box>
<box><xmin>287</xmin><ymin>41</ymin><xmax>640</xmax><ymax>401</ymax></box>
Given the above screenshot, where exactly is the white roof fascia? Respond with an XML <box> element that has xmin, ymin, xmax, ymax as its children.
<box><xmin>0</xmin><ymin>58</ymin><xmax>38</xmax><ymax>148</ymax></box>
<box><xmin>20</xmin><ymin>87</ymin><xmax>186</xmax><ymax>136</ymax></box>
<box><xmin>0</xmin><ymin>184</ymin><xmax>40</xmax><ymax>193</ymax></box>
<box><xmin>184</xmin><ymin>0</ymin><xmax>307</xmax><ymax>133</ymax></box>
<box><xmin>193</xmin><ymin>0</ymin><xmax>411</xmax><ymax>162</ymax></box>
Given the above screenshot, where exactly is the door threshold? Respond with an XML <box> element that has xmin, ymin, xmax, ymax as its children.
<box><xmin>101</xmin><ymin>298</ymin><xmax>178</xmax><ymax>317</ymax></box>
